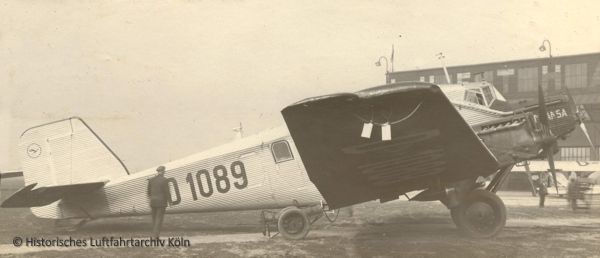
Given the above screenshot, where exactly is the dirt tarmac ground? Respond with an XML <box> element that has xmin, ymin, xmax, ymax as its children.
<box><xmin>1</xmin><ymin>179</ymin><xmax>600</xmax><ymax>257</ymax></box>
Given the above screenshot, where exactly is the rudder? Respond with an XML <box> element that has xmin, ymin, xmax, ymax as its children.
<box><xmin>19</xmin><ymin>117</ymin><xmax>128</xmax><ymax>187</ymax></box>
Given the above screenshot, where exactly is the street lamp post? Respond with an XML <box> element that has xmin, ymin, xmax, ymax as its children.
<box><xmin>539</xmin><ymin>39</ymin><xmax>552</xmax><ymax>58</ymax></box>
<box><xmin>375</xmin><ymin>56</ymin><xmax>389</xmax><ymax>74</ymax></box>
<box><xmin>375</xmin><ymin>56</ymin><xmax>390</xmax><ymax>83</ymax></box>
<box><xmin>537</xmin><ymin>39</ymin><xmax>555</xmax><ymax>195</ymax></box>
<box><xmin>539</xmin><ymin>39</ymin><xmax>553</xmax><ymax>93</ymax></box>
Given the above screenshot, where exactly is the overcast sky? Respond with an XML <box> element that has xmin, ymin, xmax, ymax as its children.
<box><xmin>1</xmin><ymin>0</ymin><xmax>599</xmax><ymax>171</ymax></box>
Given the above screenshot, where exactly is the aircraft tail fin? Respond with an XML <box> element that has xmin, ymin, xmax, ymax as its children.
<box><xmin>18</xmin><ymin>117</ymin><xmax>129</xmax><ymax>188</ymax></box>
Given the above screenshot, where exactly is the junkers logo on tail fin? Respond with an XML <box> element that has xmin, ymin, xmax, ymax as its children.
<box><xmin>26</xmin><ymin>143</ymin><xmax>42</xmax><ymax>158</ymax></box>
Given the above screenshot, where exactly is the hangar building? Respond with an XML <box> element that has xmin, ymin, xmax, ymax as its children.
<box><xmin>386</xmin><ymin>52</ymin><xmax>600</xmax><ymax>161</ymax></box>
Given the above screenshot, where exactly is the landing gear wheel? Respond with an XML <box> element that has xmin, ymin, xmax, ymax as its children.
<box><xmin>453</xmin><ymin>189</ymin><xmax>506</xmax><ymax>238</ymax></box>
<box><xmin>277</xmin><ymin>207</ymin><xmax>310</xmax><ymax>240</ymax></box>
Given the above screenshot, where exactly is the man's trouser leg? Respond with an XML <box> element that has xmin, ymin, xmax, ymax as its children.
<box><xmin>158</xmin><ymin>207</ymin><xmax>165</xmax><ymax>228</ymax></box>
<box><xmin>152</xmin><ymin>206</ymin><xmax>166</xmax><ymax>238</ymax></box>
<box><xmin>539</xmin><ymin>194</ymin><xmax>545</xmax><ymax>207</ymax></box>
<box><xmin>151</xmin><ymin>207</ymin><xmax>157</xmax><ymax>227</ymax></box>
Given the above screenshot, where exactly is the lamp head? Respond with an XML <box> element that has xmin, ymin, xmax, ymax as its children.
<box><xmin>539</xmin><ymin>45</ymin><xmax>546</xmax><ymax>52</ymax></box>
<box><xmin>375</xmin><ymin>61</ymin><xmax>381</xmax><ymax>67</ymax></box>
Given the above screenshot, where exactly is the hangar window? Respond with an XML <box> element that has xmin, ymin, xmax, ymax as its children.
<box><xmin>456</xmin><ymin>72</ymin><xmax>471</xmax><ymax>83</ymax></box>
<box><xmin>271</xmin><ymin>140</ymin><xmax>294</xmax><ymax>163</ymax></box>
<box><xmin>565</xmin><ymin>63</ymin><xmax>587</xmax><ymax>88</ymax></box>
<box><xmin>517</xmin><ymin>67</ymin><xmax>539</xmax><ymax>92</ymax></box>
<box><xmin>434</xmin><ymin>74</ymin><xmax>448</xmax><ymax>84</ymax></box>
<box><xmin>559</xmin><ymin>147</ymin><xmax>590</xmax><ymax>161</ymax></box>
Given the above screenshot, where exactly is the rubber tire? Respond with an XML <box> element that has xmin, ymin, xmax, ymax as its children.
<box><xmin>277</xmin><ymin>207</ymin><xmax>310</xmax><ymax>240</ymax></box>
<box><xmin>454</xmin><ymin>189</ymin><xmax>506</xmax><ymax>238</ymax></box>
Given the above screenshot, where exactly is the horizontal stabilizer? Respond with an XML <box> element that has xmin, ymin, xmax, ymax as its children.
<box><xmin>1</xmin><ymin>181</ymin><xmax>106</xmax><ymax>208</ymax></box>
<box><xmin>0</xmin><ymin>171</ymin><xmax>23</xmax><ymax>180</ymax></box>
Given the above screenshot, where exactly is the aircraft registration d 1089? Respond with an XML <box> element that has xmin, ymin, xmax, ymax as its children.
<box><xmin>0</xmin><ymin>81</ymin><xmax>592</xmax><ymax>239</ymax></box>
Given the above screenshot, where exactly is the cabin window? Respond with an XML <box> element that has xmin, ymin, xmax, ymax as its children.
<box><xmin>271</xmin><ymin>140</ymin><xmax>294</xmax><ymax>163</ymax></box>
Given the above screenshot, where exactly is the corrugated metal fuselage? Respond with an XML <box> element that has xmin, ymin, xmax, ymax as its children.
<box><xmin>32</xmin><ymin>129</ymin><xmax>324</xmax><ymax>219</ymax></box>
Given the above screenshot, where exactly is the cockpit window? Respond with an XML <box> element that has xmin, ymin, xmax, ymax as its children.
<box><xmin>465</xmin><ymin>86</ymin><xmax>496</xmax><ymax>107</ymax></box>
<box><xmin>271</xmin><ymin>140</ymin><xmax>294</xmax><ymax>163</ymax></box>
<box><xmin>465</xmin><ymin>90</ymin><xmax>486</xmax><ymax>106</ymax></box>
<box><xmin>481</xmin><ymin>86</ymin><xmax>495</xmax><ymax>106</ymax></box>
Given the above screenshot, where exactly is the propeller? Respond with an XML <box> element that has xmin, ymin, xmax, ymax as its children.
<box><xmin>565</xmin><ymin>88</ymin><xmax>597</xmax><ymax>158</ymax></box>
<box><xmin>536</xmin><ymin>82</ymin><xmax>559</xmax><ymax>194</ymax></box>
<box><xmin>579</xmin><ymin>122</ymin><xmax>597</xmax><ymax>157</ymax></box>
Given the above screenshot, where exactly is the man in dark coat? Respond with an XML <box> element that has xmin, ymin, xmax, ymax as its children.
<box><xmin>147</xmin><ymin>165</ymin><xmax>171</xmax><ymax>238</ymax></box>
<box><xmin>537</xmin><ymin>174</ymin><xmax>548</xmax><ymax>208</ymax></box>
<box><xmin>567</xmin><ymin>177</ymin><xmax>578</xmax><ymax>210</ymax></box>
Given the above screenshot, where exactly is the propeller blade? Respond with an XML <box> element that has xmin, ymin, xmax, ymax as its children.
<box><xmin>565</xmin><ymin>84</ymin><xmax>597</xmax><ymax>159</ymax></box>
<box><xmin>546</xmin><ymin>145</ymin><xmax>559</xmax><ymax>194</ymax></box>
<box><xmin>564</xmin><ymin>87</ymin><xmax>577</xmax><ymax>112</ymax></box>
<box><xmin>580</xmin><ymin>122</ymin><xmax>597</xmax><ymax>157</ymax></box>
<box><xmin>537</xmin><ymin>83</ymin><xmax>550</xmax><ymax>128</ymax></box>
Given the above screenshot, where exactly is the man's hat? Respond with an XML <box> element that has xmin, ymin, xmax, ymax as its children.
<box><xmin>156</xmin><ymin>165</ymin><xmax>166</xmax><ymax>173</ymax></box>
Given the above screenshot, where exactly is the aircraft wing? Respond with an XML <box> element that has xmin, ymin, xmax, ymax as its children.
<box><xmin>282</xmin><ymin>82</ymin><xmax>499</xmax><ymax>209</ymax></box>
<box><xmin>1</xmin><ymin>182</ymin><xmax>106</xmax><ymax>208</ymax></box>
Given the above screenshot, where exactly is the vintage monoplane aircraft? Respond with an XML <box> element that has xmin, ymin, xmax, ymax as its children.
<box><xmin>0</xmin><ymin>80</ymin><xmax>593</xmax><ymax>239</ymax></box>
